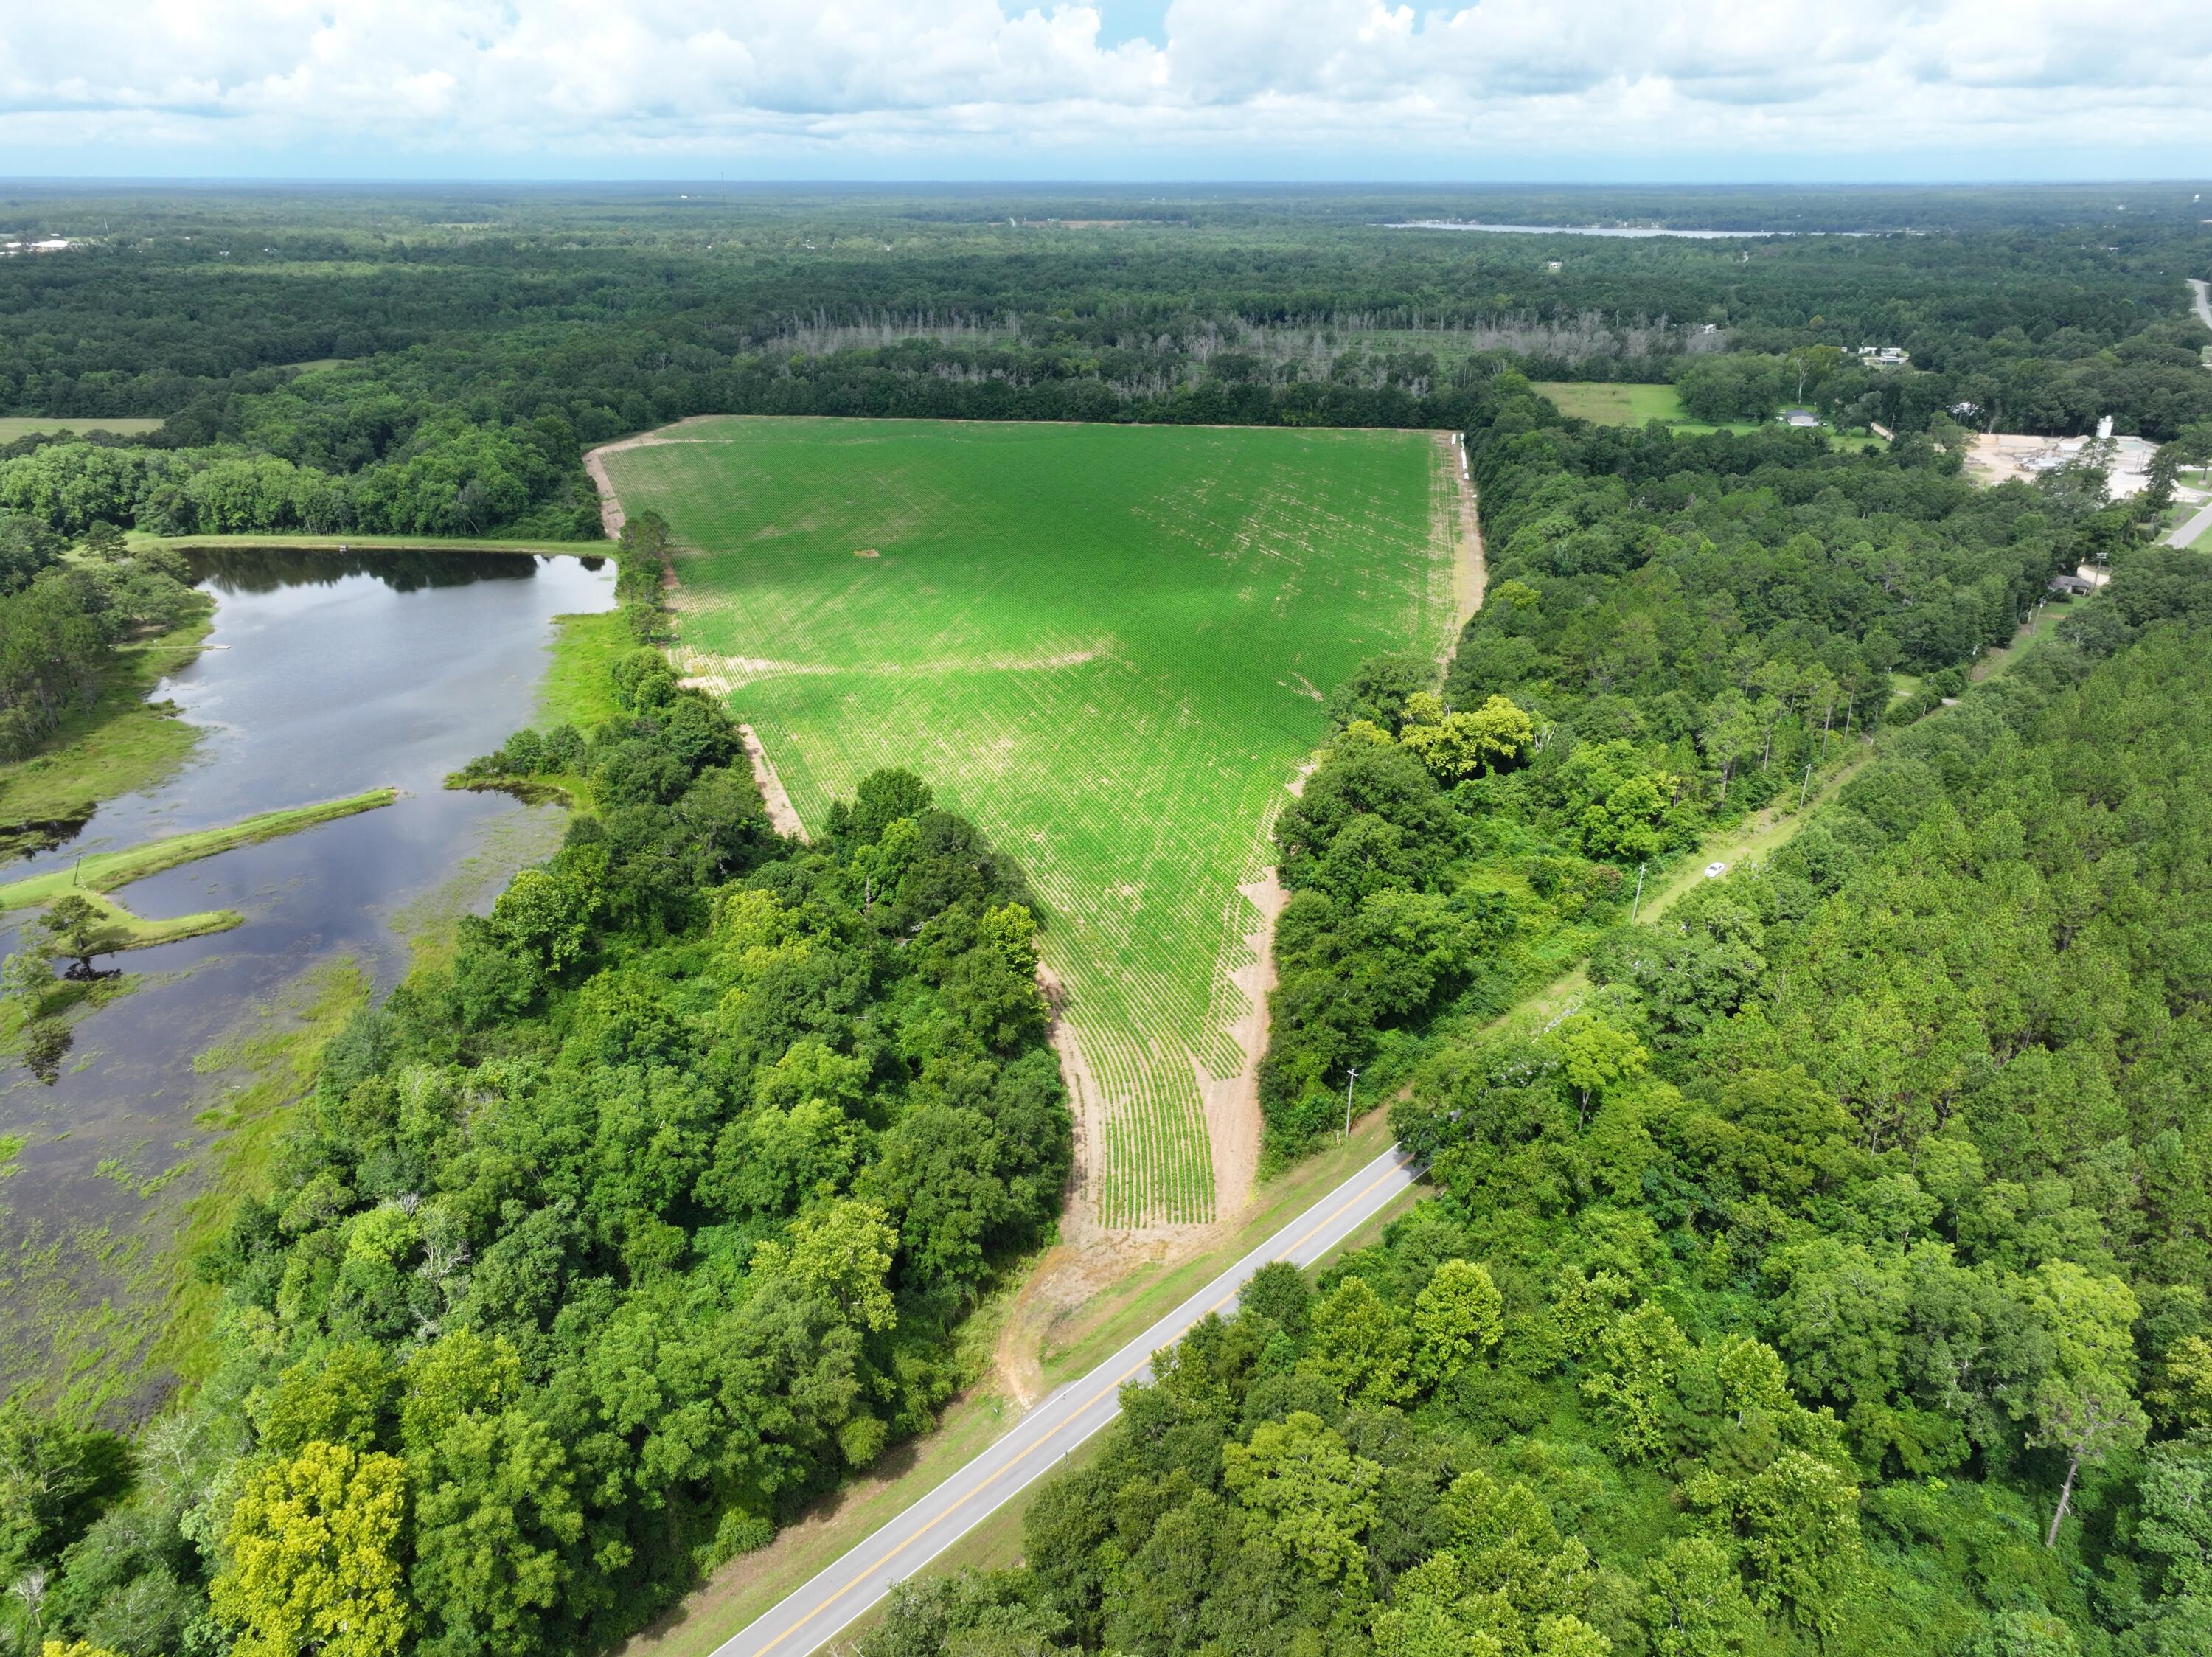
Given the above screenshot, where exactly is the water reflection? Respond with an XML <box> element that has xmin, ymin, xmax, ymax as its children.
<box><xmin>192</xmin><ymin>545</ymin><xmax>604</xmax><ymax>595</ymax></box>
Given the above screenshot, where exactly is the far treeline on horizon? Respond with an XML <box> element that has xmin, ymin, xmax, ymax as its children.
<box><xmin>1</xmin><ymin>173</ymin><xmax>2211</xmax><ymax>1657</ymax></box>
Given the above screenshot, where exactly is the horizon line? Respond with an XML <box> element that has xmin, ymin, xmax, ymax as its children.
<box><xmin>5</xmin><ymin>175</ymin><xmax>2212</xmax><ymax>190</ymax></box>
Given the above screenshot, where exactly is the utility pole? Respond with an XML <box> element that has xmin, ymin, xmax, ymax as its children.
<box><xmin>1798</xmin><ymin>761</ymin><xmax>1815</xmax><ymax>810</ymax></box>
<box><xmin>1343</xmin><ymin>1067</ymin><xmax>1359</xmax><ymax>1141</ymax></box>
<box><xmin>1630</xmin><ymin>863</ymin><xmax>1646</xmax><ymax>921</ymax></box>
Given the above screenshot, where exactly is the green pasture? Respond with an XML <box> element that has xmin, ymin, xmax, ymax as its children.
<box><xmin>0</xmin><ymin>417</ymin><xmax>165</xmax><ymax>442</ymax></box>
<box><xmin>1532</xmin><ymin>381</ymin><xmax>1767</xmax><ymax>436</ymax></box>
<box><xmin>606</xmin><ymin>417</ymin><xmax>1463</xmax><ymax>1228</ymax></box>
<box><xmin>1532</xmin><ymin>381</ymin><xmax>1887</xmax><ymax>448</ymax></box>
<box><xmin>1534</xmin><ymin>381</ymin><xmax>1692</xmax><ymax>425</ymax></box>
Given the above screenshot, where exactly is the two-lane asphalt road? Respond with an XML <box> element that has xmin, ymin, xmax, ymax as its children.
<box><xmin>714</xmin><ymin>1144</ymin><xmax>1425</xmax><ymax>1657</ymax></box>
<box><xmin>2163</xmin><ymin>279</ymin><xmax>2212</xmax><ymax>549</ymax></box>
<box><xmin>2171</xmin><ymin>500</ymin><xmax>2212</xmax><ymax>549</ymax></box>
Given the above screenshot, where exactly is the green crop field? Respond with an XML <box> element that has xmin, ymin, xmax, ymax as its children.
<box><xmin>605</xmin><ymin>417</ymin><xmax>1467</xmax><ymax>1228</ymax></box>
<box><xmin>0</xmin><ymin>417</ymin><xmax>166</xmax><ymax>442</ymax></box>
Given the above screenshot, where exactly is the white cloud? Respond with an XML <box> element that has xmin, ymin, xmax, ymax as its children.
<box><xmin>3</xmin><ymin>0</ymin><xmax>2209</xmax><ymax>173</ymax></box>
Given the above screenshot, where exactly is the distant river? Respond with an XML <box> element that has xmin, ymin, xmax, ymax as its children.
<box><xmin>1385</xmin><ymin>221</ymin><xmax>1872</xmax><ymax>237</ymax></box>
<box><xmin>0</xmin><ymin>549</ymin><xmax>613</xmax><ymax>1410</ymax></box>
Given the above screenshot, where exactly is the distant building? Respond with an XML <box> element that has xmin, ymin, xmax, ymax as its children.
<box><xmin>1978</xmin><ymin>428</ymin><xmax>2158</xmax><ymax>498</ymax></box>
<box><xmin>1948</xmin><ymin>401</ymin><xmax>1982</xmax><ymax>418</ymax></box>
<box><xmin>1856</xmin><ymin>345</ymin><xmax>1910</xmax><ymax>368</ymax></box>
<box><xmin>1545</xmin><ymin>260</ymin><xmax>1562</xmax><ymax>272</ymax></box>
<box><xmin>2048</xmin><ymin>575</ymin><xmax>2097</xmax><ymax>596</ymax></box>
<box><xmin>1780</xmin><ymin>407</ymin><xmax>1821</xmax><ymax>428</ymax></box>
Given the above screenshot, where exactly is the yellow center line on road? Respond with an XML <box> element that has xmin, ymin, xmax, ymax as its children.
<box><xmin>743</xmin><ymin>1151</ymin><xmax>1413</xmax><ymax>1656</ymax></box>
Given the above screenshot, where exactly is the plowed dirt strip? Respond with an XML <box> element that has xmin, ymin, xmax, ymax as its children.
<box><xmin>605</xmin><ymin>418</ymin><xmax>1458</xmax><ymax>1229</ymax></box>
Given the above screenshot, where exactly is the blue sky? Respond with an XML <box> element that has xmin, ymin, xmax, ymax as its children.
<box><xmin>7</xmin><ymin>1</ymin><xmax>2211</xmax><ymax>182</ymax></box>
<box><xmin>1095</xmin><ymin>1</ymin><xmax>1173</xmax><ymax>50</ymax></box>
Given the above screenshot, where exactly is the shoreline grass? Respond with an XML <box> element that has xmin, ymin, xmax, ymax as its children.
<box><xmin>538</xmin><ymin>608</ymin><xmax>633</xmax><ymax>729</ymax></box>
<box><xmin>149</xmin><ymin>959</ymin><xmax>371</xmax><ymax>1389</ymax></box>
<box><xmin>0</xmin><ymin>614</ymin><xmax>215</xmax><ymax>853</ymax></box>
<box><xmin>0</xmin><ymin>788</ymin><xmax>397</xmax><ymax>951</ymax></box>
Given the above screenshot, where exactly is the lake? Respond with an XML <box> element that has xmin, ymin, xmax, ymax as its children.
<box><xmin>0</xmin><ymin>548</ymin><xmax>613</xmax><ymax>1411</ymax></box>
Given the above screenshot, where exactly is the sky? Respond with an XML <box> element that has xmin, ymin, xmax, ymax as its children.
<box><xmin>5</xmin><ymin>0</ymin><xmax>2212</xmax><ymax>181</ymax></box>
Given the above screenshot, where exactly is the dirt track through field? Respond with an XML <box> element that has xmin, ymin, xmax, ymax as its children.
<box><xmin>738</xmin><ymin>724</ymin><xmax>809</xmax><ymax>842</ymax></box>
<box><xmin>583</xmin><ymin>419</ymin><xmax>721</xmax><ymax>539</ymax></box>
<box><xmin>1437</xmin><ymin>430</ymin><xmax>1486</xmax><ymax>644</ymax></box>
<box><xmin>993</xmin><ymin>431</ymin><xmax>1485</xmax><ymax>1403</ymax></box>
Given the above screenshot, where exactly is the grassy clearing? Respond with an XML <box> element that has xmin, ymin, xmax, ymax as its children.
<box><xmin>1531</xmin><ymin>381</ymin><xmax>1879</xmax><ymax>443</ymax></box>
<box><xmin>0</xmin><ymin>615</ymin><xmax>213</xmax><ymax>854</ymax></box>
<box><xmin>538</xmin><ymin>608</ymin><xmax>633</xmax><ymax>729</ymax></box>
<box><xmin>1534</xmin><ymin>381</ymin><xmax>1697</xmax><ymax>425</ymax></box>
<box><xmin>27</xmin><ymin>889</ymin><xmax>240</xmax><ymax>951</ymax></box>
<box><xmin>1534</xmin><ymin>380</ymin><xmax>1756</xmax><ymax>434</ymax></box>
<box><xmin>608</xmin><ymin>417</ymin><xmax>1461</xmax><ymax>1228</ymax></box>
<box><xmin>0</xmin><ymin>789</ymin><xmax>396</xmax><ymax>949</ymax></box>
<box><xmin>442</xmin><ymin>606</ymin><xmax>632</xmax><ymax>824</ymax></box>
<box><xmin>1972</xmin><ymin>603</ymin><xmax>2070</xmax><ymax>682</ymax></box>
<box><xmin>0</xmin><ymin>417</ymin><xmax>165</xmax><ymax>442</ymax></box>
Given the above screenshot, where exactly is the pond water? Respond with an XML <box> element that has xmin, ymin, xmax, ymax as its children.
<box><xmin>0</xmin><ymin>548</ymin><xmax>613</xmax><ymax>1408</ymax></box>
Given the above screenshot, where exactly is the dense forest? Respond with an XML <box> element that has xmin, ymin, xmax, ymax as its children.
<box><xmin>1258</xmin><ymin>375</ymin><xmax>2113</xmax><ymax>1153</ymax></box>
<box><xmin>0</xmin><ymin>185</ymin><xmax>2205</xmax><ymax>543</ymax></box>
<box><xmin>861</xmin><ymin>524</ymin><xmax>2212</xmax><ymax>1657</ymax></box>
<box><xmin>0</xmin><ymin>615</ymin><xmax>1073</xmax><ymax>1657</ymax></box>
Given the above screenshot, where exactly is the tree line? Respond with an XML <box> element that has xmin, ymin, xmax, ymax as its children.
<box><xmin>0</xmin><ymin>189</ymin><xmax>2206</xmax><ymax>552</ymax></box>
